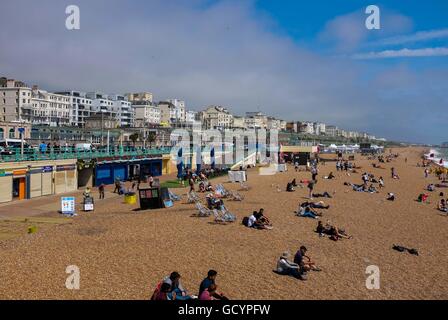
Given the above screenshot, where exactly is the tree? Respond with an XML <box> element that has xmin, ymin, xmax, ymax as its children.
<box><xmin>129</xmin><ymin>133</ymin><xmax>139</xmax><ymax>146</ymax></box>
<box><xmin>147</xmin><ymin>132</ymin><xmax>156</xmax><ymax>148</ymax></box>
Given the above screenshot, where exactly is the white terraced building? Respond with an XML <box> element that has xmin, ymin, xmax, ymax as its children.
<box><xmin>21</xmin><ymin>86</ymin><xmax>71</xmax><ymax>126</ymax></box>
<box><xmin>56</xmin><ymin>91</ymin><xmax>93</xmax><ymax>128</ymax></box>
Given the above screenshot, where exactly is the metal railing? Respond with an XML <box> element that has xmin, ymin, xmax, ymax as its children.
<box><xmin>0</xmin><ymin>146</ymin><xmax>172</xmax><ymax>163</ymax></box>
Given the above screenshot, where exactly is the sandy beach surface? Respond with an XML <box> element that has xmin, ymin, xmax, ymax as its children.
<box><xmin>0</xmin><ymin>146</ymin><xmax>447</xmax><ymax>300</ymax></box>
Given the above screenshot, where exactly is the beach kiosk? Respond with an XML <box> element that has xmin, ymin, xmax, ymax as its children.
<box><xmin>138</xmin><ymin>187</ymin><xmax>173</xmax><ymax>210</ymax></box>
<box><xmin>138</xmin><ymin>187</ymin><xmax>163</xmax><ymax>210</ymax></box>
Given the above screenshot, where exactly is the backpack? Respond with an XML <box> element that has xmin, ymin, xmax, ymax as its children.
<box><xmin>242</xmin><ymin>216</ymin><xmax>249</xmax><ymax>227</ymax></box>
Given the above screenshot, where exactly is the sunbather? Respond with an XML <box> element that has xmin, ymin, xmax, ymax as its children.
<box><xmin>316</xmin><ymin>221</ymin><xmax>352</xmax><ymax>240</ymax></box>
<box><xmin>300</xmin><ymin>201</ymin><xmax>329</xmax><ymax>209</ymax></box>
<box><xmin>298</xmin><ymin>206</ymin><xmax>321</xmax><ymax>219</ymax></box>
<box><xmin>312</xmin><ymin>191</ymin><xmax>332</xmax><ymax>198</ymax></box>
<box><xmin>324</xmin><ymin>172</ymin><xmax>335</xmax><ymax>179</ymax></box>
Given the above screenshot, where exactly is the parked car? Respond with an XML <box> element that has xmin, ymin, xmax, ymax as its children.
<box><xmin>0</xmin><ymin>139</ymin><xmax>32</xmax><ymax>155</ymax></box>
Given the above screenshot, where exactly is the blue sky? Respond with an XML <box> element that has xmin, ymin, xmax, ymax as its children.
<box><xmin>0</xmin><ymin>0</ymin><xmax>447</xmax><ymax>144</ymax></box>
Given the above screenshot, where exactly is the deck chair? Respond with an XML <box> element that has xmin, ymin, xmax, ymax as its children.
<box><xmin>213</xmin><ymin>209</ymin><xmax>226</xmax><ymax>223</ymax></box>
<box><xmin>229</xmin><ymin>190</ymin><xmax>244</xmax><ymax>201</ymax></box>
<box><xmin>220</xmin><ymin>205</ymin><xmax>236</xmax><ymax>222</ymax></box>
<box><xmin>215</xmin><ymin>184</ymin><xmax>230</xmax><ymax>198</ymax></box>
<box><xmin>239</xmin><ymin>181</ymin><xmax>251</xmax><ymax>191</ymax></box>
<box><xmin>187</xmin><ymin>191</ymin><xmax>200</xmax><ymax>203</ymax></box>
<box><xmin>195</xmin><ymin>202</ymin><xmax>213</xmax><ymax>217</ymax></box>
<box><xmin>168</xmin><ymin>190</ymin><xmax>181</xmax><ymax>201</ymax></box>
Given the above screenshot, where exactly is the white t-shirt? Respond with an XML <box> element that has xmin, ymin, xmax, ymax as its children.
<box><xmin>248</xmin><ymin>215</ymin><xmax>257</xmax><ymax>227</ymax></box>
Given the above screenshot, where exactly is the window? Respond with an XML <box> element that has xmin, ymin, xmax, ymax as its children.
<box><xmin>0</xmin><ymin>128</ymin><xmax>3</xmax><ymax>139</ymax></box>
<box><xmin>9</xmin><ymin>128</ymin><xmax>15</xmax><ymax>139</ymax></box>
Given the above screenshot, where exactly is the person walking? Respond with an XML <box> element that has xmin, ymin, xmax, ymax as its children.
<box><xmin>98</xmin><ymin>183</ymin><xmax>105</xmax><ymax>199</ymax></box>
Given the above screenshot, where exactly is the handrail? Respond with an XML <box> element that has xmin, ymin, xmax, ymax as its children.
<box><xmin>0</xmin><ymin>146</ymin><xmax>172</xmax><ymax>163</ymax></box>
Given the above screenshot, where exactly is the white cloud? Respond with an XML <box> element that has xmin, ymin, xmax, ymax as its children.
<box><xmin>318</xmin><ymin>9</ymin><xmax>413</xmax><ymax>52</ymax></box>
<box><xmin>0</xmin><ymin>0</ymin><xmax>446</xmax><ymax>143</ymax></box>
<box><xmin>352</xmin><ymin>47</ymin><xmax>448</xmax><ymax>59</ymax></box>
<box><xmin>372</xmin><ymin>28</ymin><xmax>448</xmax><ymax>46</ymax></box>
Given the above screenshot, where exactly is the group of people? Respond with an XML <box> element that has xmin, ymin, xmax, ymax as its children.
<box><xmin>276</xmin><ymin>246</ymin><xmax>321</xmax><ymax>281</ymax></box>
<box><xmin>336</xmin><ymin>160</ymin><xmax>355</xmax><ymax>172</ymax></box>
<box><xmin>151</xmin><ymin>270</ymin><xmax>229</xmax><ymax>300</ymax></box>
<box><xmin>243</xmin><ymin>208</ymin><xmax>273</xmax><ymax>230</ymax></box>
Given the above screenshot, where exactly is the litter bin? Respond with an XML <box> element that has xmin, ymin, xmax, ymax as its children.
<box><xmin>125</xmin><ymin>192</ymin><xmax>137</xmax><ymax>205</ymax></box>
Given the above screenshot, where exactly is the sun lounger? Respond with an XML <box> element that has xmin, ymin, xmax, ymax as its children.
<box><xmin>213</xmin><ymin>207</ymin><xmax>236</xmax><ymax>223</ymax></box>
<box><xmin>239</xmin><ymin>181</ymin><xmax>251</xmax><ymax>191</ymax></box>
<box><xmin>187</xmin><ymin>191</ymin><xmax>200</xmax><ymax>203</ymax></box>
<box><xmin>229</xmin><ymin>190</ymin><xmax>244</xmax><ymax>201</ymax></box>
<box><xmin>169</xmin><ymin>190</ymin><xmax>181</xmax><ymax>201</ymax></box>
<box><xmin>195</xmin><ymin>202</ymin><xmax>213</xmax><ymax>217</ymax></box>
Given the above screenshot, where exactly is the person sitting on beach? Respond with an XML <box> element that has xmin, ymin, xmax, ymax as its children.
<box><xmin>276</xmin><ymin>252</ymin><xmax>305</xmax><ymax>279</ymax></box>
<box><xmin>294</xmin><ymin>246</ymin><xmax>321</xmax><ymax>272</ymax></box>
<box><xmin>327</xmin><ymin>172</ymin><xmax>335</xmax><ymax>179</ymax></box>
<box><xmin>256</xmin><ymin>208</ymin><xmax>272</xmax><ymax>226</ymax></box>
<box><xmin>387</xmin><ymin>193</ymin><xmax>395</xmax><ymax>201</ymax></box>
<box><xmin>83</xmin><ymin>187</ymin><xmax>92</xmax><ymax>199</ymax></box>
<box><xmin>276</xmin><ymin>251</ymin><xmax>305</xmax><ymax>280</ymax></box>
<box><xmin>327</xmin><ymin>225</ymin><xmax>352</xmax><ymax>241</ymax></box>
<box><xmin>247</xmin><ymin>211</ymin><xmax>273</xmax><ymax>230</ymax></box>
<box><xmin>163</xmin><ymin>272</ymin><xmax>195</xmax><ymax>300</ymax></box>
<box><xmin>417</xmin><ymin>193</ymin><xmax>429</xmax><ymax>203</ymax></box>
<box><xmin>286</xmin><ymin>182</ymin><xmax>295</xmax><ymax>192</ymax></box>
<box><xmin>151</xmin><ymin>282</ymin><xmax>172</xmax><ymax>300</ymax></box>
<box><xmin>297</xmin><ymin>206</ymin><xmax>321</xmax><ymax>219</ymax></box>
<box><xmin>199</xmin><ymin>270</ymin><xmax>228</xmax><ymax>300</ymax></box>
<box><xmin>199</xmin><ymin>284</ymin><xmax>219</xmax><ymax>300</ymax></box>
<box><xmin>438</xmin><ymin>199</ymin><xmax>447</xmax><ymax>212</ymax></box>
<box><xmin>198</xmin><ymin>181</ymin><xmax>206</xmax><ymax>192</ymax></box>
<box><xmin>427</xmin><ymin>184</ymin><xmax>436</xmax><ymax>192</ymax></box>
<box><xmin>291</xmin><ymin>178</ymin><xmax>298</xmax><ymax>187</ymax></box>
<box><xmin>206</xmin><ymin>193</ymin><xmax>223</xmax><ymax>209</ymax></box>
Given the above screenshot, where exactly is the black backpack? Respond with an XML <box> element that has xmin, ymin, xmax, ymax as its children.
<box><xmin>242</xmin><ymin>216</ymin><xmax>249</xmax><ymax>227</ymax></box>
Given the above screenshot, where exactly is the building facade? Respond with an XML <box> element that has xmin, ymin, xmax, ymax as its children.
<box><xmin>56</xmin><ymin>91</ymin><xmax>93</xmax><ymax>127</ymax></box>
<box><xmin>200</xmin><ymin>106</ymin><xmax>233</xmax><ymax>130</ymax></box>
<box><xmin>21</xmin><ymin>86</ymin><xmax>71</xmax><ymax>126</ymax></box>
<box><xmin>0</xmin><ymin>78</ymin><xmax>33</xmax><ymax>122</ymax></box>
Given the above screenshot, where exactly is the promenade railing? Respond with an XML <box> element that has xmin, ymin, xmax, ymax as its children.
<box><xmin>0</xmin><ymin>146</ymin><xmax>172</xmax><ymax>163</ymax></box>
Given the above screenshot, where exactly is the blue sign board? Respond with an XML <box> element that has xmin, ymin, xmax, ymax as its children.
<box><xmin>61</xmin><ymin>197</ymin><xmax>75</xmax><ymax>215</ymax></box>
